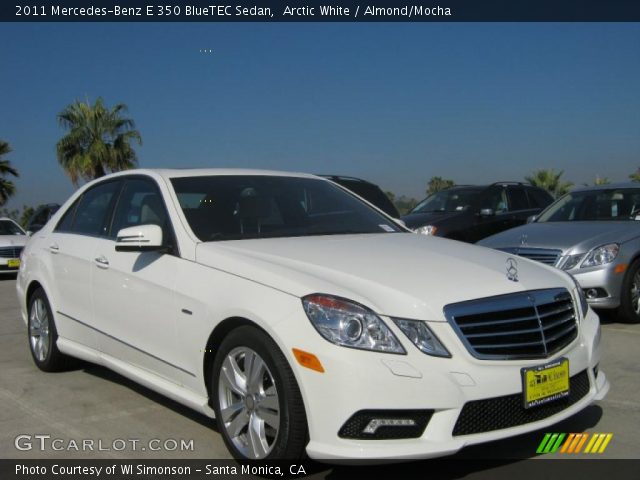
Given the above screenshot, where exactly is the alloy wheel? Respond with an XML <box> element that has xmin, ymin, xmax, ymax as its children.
<box><xmin>631</xmin><ymin>271</ymin><xmax>640</xmax><ymax>316</ymax></box>
<box><xmin>29</xmin><ymin>298</ymin><xmax>50</xmax><ymax>362</ymax></box>
<box><xmin>217</xmin><ymin>346</ymin><xmax>280</xmax><ymax>459</ymax></box>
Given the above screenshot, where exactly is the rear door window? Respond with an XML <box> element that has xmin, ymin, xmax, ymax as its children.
<box><xmin>507</xmin><ymin>186</ymin><xmax>529</xmax><ymax>211</ymax></box>
<box><xmin>63</xmin><ymin>181</ymin><xmax>122</xmax><ymax>237</ymax></box>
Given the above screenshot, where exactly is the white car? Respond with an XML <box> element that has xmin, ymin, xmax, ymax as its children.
<box><xmin>16</xmin><ymin>169</ymin><xmax>608</xmax><ymax>461</ymax></box>
<box><xmin>0</xmin><ymin>217</ymin><xmax>28</xmax><ymax>274</ymax></box>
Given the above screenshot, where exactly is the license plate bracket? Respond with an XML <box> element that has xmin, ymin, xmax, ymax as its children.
<box><xmin>521</xmin><ymin>358</ymin><xmax>570</xmax><ymax>409</ymax></box>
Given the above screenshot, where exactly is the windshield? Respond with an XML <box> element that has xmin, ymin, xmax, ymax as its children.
<box><xmin>171</xmin><ymin>175</ymin><xmax>402</xmax><ymax>241</ymax></box>
<box><xmin>0</xmin><ymin>220</ymin><xmax>25</xmax><ymax>235</ymax></box>
<box><xmin>538</xmin><ymin>188</ymin><xmax>640</xmax><ymax>222</ymax></box>
<box><xmin>411</xmin><ymin>188</ymin><xmax>482</xmax><ymax>214</ymax></box>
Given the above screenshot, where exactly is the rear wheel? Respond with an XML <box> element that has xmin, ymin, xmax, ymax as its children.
<box><xmin>28</xmin><ymin>288</ymin><xmax>74</xmax><ymax>371</ymax></box>
<box><xmin>619</xmin><ymin>260</ymin><xmax>640</xmax><ymax>324</ymax></box>
<box><xmin>211</xmin><ymin>326</ymin><xmax>307</xmax><ymax>459</ymax></box>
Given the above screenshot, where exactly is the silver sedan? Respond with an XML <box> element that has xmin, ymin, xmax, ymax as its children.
<box><xmin>478</xmin><ymin>183</ymin><xmax>640</xmax><ymax>323</ymax></box>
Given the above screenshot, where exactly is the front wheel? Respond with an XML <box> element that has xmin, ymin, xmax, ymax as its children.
<box><xmin>619</xmin><ymin>260</ymin><xmax>640</xmax><ymax>324</ymax></box>
<box><xmin>211</xmin><ymin>326</ymin><xmax>308</xmax><ymax>459</ymax></box>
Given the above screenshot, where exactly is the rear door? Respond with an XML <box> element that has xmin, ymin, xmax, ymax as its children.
<box><xmin>468</xmin><ymin>186</ymin><xmax>511</xmax><ymax>241</ymax></box>
<box><xmin>506</xmin><ymin>185</ymin><xmax>537</xmax><ymax>228</ymax></box>
<box><xmin>46</xmin><ymin>179</ymin><xmax>122</xmax><ymax>350</ymax></box>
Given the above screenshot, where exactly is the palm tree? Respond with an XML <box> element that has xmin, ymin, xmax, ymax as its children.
<box><xmin>630</xmin><ymin>167</ymin><xmax>640</xmax><ymax>182</ymax></box>
<box><xmin>426</xmin><ymin>176</ymin><xmax>455</xmax><ymax>196</ymax></box>
<box><xmin>0</xmin><ymin>140</ymin><xmax>19</xmax><ymax>206</ymax></box>
<box><xmin>593</xmin><ymin>175</ymin><xmax>611</xmax><ymax>186</ymax></box>
<box><xmin>56</xmin><ymin>98</ymin><xmax>142</xmax><ymax>185</ymax></box>
<box><xmin>525</xmin><ymin>169</ymin><xmax>573</xmax><ymax>198</ymax></box>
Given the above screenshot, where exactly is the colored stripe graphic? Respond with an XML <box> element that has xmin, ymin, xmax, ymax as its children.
<box><xmin>540</xmin><ymin>433</ymin><xmax>614</xmax><ymax>454</ymax></box>
<box><xmin>537</xmin><ymin>433</ymin><xmax>566</xmax><ymax>453</ymax></box>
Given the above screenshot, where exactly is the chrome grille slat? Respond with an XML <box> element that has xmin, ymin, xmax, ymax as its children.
<box><xmin>542</xmin><ymin>312</ymin><xmax>575</xmax><ymax>331</ymax></box>
<box><xmin>537</xmin><ymin>302</ymin><xmax>573</xmax><ymax>318</ymax></box>
<box><xmin>0</xmin><ymin>247</ymin><xmax>23</xmax><ymax>258</ymax></box>
<box><xmin>465</xmin><ymin>327</ymin><xmax>543</xmax><ymax>339</ymax></box>
<box><xmin>543</xmin><ymin>323</ymin><xmax>579</xmax><ymax>343</ymax></box>
<box><xmin>456</xmin><ymin>314</ymin><xmax>539</xmax><ymax>329</ymax></box>
<box><xmin>444</xmin><ymin>288</ymin><xmax>578</xmax><ymax>360</ymax></box>
<box><xmin>498</xmin><ymin>248</ymin><xmax>562</xmax><ymax>266</ymax></box>
<box><xmin>474</xmin><ymin>339</ymin><xmax>544</xmax><ymax>349</ymax></box>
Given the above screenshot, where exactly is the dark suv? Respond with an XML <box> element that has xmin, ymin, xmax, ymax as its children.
<box><xmin>402</xmin><ymin>182</ymin><xmax>553</xmax><ymax>243</ymax></box>
<box><xmin>26</xmin><ymin>203</ymin><xmax>60</xmax><ymax>234</ymax></box>
<box><xmin>320</xmin><ymin>175</ymin><xmax>400</xmax><ymax>218</ymax></box>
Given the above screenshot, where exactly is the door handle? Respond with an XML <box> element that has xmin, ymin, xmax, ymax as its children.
<box><xmin>94</xmin><ymin>255</ymin><xmax>109</xmax><ymax>269</ymax></box>
<box><xmin>49</xmin><ymin>243</ymin><xmax>59</xmax><ymax>254</ymax></box>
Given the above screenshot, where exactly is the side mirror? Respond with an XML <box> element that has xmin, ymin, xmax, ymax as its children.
<box><xmin>526</xmin><ymin>215</ymin><xmax>538</xmax><ymax>224</ymax></box>
<box><xmin>26</xmin><ymin>231</ymin><xmax>33</xmax><ymax>237</ymax></box>
<box><xmin>115</xmin><ymin>224</ymin><xmax>165</xmax><ymax>252</ymax></box>
<box><xmin>479</xmin><ymin>208</ymin><xmax>495</xmax><ymax>217</ymax></box>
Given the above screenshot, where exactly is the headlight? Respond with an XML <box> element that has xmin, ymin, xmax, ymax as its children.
<box><xmin>392</xmin><ymin>319</ymin><xmax>451</xmax><ymax>357</ymax></box>
<box><xmin>570</xmin><ymin>274</ymin><xmax>589</xmax><ymax>319</ymax></box>
<box><xmin>580</xmin><ymin>243</ymin><xmax>619</xmax><ymax>268</ymax></box>
<box><xmin>302</xmin><ymin>294</ymin><xmax>406</xmax><ymax>354</ymax></box>
<box><xmin>414</xmin><ymin>225</ymin><xmax>438</xmax><ymax>236</ymax></box>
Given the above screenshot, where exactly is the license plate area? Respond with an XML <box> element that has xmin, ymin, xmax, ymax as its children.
<box><xmin>522</xmin><ymin>358</ymin><xmax>569</xmax><ymax>409</ymax></box>
<box><xmin>7</xmin><ymin>259</ymin><xmax>20</xmax><ymax>268</ymax></box>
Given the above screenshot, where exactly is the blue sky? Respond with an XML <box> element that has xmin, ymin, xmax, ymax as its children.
<box><xmin>1</xmin><ymin>22</ymin><xmax>639</xmax><ymax>209</ymax></box>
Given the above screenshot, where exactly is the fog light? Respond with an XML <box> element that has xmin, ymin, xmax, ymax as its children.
<box><xmin>586</xmin><ymin>288</ymin><xmax>599</xmax><ymax>299</ymax></box>
<box><xmin>363</xmin><ymin>418</ymin><xmax>416</xmax><ymax>434</ymax></box>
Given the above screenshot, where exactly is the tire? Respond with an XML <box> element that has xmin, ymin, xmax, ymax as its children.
<box><xmin>211</xmin><ymin>325</ymin><xmax>308</xmax><ymax>460</ymax></box>
<box><xmin>618</xmin><ymin>259</ymin><xmax>640</xmax><ymax>324</ymax></box>
<box><xmin>27</xmin><ymin>288</ymin><xmax>75</xmax><ymax>371</ymax></box>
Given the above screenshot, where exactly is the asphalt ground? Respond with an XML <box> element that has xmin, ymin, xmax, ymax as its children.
<box><xmin>0</xmin><ymin>275</ymin><xmax>638</xmax><ymax>478</ymax></box>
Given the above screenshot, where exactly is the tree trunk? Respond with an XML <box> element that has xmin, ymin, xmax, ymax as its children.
<box><xmin>93</xmin><ymin>163</ymin><xmax>106</xmax><ymax>179</ymax></box>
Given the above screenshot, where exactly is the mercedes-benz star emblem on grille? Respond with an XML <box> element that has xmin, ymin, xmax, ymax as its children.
<box><xmin>520</xmin><ymin>234</ymin><xmax>528</xmax><ymax>246</ymax></box>
<box><xmin>506</xmin><ymin>258</ymin><xmax>519</xmax><ymax>282</ymax></box>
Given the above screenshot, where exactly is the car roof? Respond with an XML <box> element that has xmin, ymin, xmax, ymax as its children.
<box><xmin>101</xmin><ymin>168</ymin><xmax>320</xmax><ymax>181</ymax></box>
<box><xmin>570</xmin><ymin>182</ymin><xmax>640</xmax><ymax>193</ymax></box>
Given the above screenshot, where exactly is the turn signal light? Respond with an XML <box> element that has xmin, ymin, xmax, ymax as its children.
<box><xmin>292</xmin><ymin>348</ymin><xmax>325</xmax><ymax>373</ymax></box>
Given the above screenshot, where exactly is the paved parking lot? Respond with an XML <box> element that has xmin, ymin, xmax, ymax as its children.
<box><xmin>0</xmin><ymin>276</ymin><xmax>637</xmax><ymax>472</ymax></box>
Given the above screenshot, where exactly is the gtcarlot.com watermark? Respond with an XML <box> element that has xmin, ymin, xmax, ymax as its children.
<box><xmin>15</xmin><ymin>434</ymin><xmax>194</xmax><ymax>452</ymax></box>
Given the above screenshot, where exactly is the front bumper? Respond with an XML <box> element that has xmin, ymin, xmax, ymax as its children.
<box><xmin>0</xmin><ymin>257</ymin><xmax>20</xmax><ymax>274</ymax></box>
<box><xmin>280</xmin><ymin>308</ymin><xmax>607</xmax><ymax>460</ymax></box>
<box><xmin>569</xmin><ymin>263</ymin><xmax>626</xmax><ymax>309</ymax></box>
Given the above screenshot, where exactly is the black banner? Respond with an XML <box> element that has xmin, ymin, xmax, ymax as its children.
<box><xmin>3</xmin><ymin>1</ymin><xmax>640</xmax><ymax>22</ymax></box>
<box><xmin>2</xmin><ymin>459</ymin><xmax>640</xmax><ymax>480</ymax></box>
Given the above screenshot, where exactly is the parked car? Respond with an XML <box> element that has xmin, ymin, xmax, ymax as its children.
<box><xmin>402</xmin><ymin>182</ymin><xmax>553</xmax><ymax>242</ymax></box>
<box><xmin>320</xmin><ymin>175</ymin><xmax>400</xmax><ymax>218</ymax></box>
<box><xmin>478</xmin><ymin>184</ymin><xmax>640</xmax><ymax>323</ymax></box>
<box><xmin>26</xmin><ymin>203</ymin><xmax>60</xmax><ymax>234</ymax></box>
<box><xmin>0</xmin><ymin>217</ymin><xmax>28</xmax><ymax>274</ymax></box>
<box><xmin>17</xmin><ymin>169</ymin><xmax>607</xmax><ymax>460</ymax></box>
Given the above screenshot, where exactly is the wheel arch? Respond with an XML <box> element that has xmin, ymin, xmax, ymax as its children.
<box><xmin>202</xmin><ymin>316</ymin><xmax>266</xmax><ymax>401</ymax></box>
<box><xmin>25</xmin><ymin>280</ymin><xmax>45</xmax><ymax>307</ymax></box>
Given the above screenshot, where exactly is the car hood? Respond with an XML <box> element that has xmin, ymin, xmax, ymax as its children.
<box><xmin>0</xmin><ymin>235</ymin><xmax>28</xmax><ymax>247</ymax></box>
<box><xmin>401</xmin><ymin>211</ymin><xmax>464</xmax><ymax>229</ymax></box>
<box><xmin>478</xmin><ymin>221</ymin><xmax>640</xmax><ymax>254</ymax></box>
<box><xmin>195</xmin><ymin>233</ymin><xmax>570</xmax><ymax>321</ymax></box>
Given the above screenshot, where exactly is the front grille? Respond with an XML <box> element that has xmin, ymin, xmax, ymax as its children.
<box><xmin>0</xmin><ymin>246</ymin><xmax>23</xmax><ymax>259</ymax></box>
<box><xmin>338</xmin><ymin>410</ymin><xmax>433</xmax><ymax>440</ymax></box>
<box><xmin>453</xmin><ymin>370</ymin><xmax>590</xmax><ymax>436</ymax></box>
<box><xmin>499</xmin><ymin>247</ymin><xmax>561</xmax><ymax>266</ymax></box>
<box><xmin>444</xmin><ymin>288</ymin><xmax>578</xmax><ymax>360</ymax></box>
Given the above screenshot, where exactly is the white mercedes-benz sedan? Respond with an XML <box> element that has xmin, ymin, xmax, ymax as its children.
<box><xmin>16</xmin><ymin>169</ymin><xmax>608</xmax><ymax>461</ymax></box>
<box><xmin>0</xmin><ymin>217</ymin><xmax>28</xmax><ymax>275</ymax></box>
